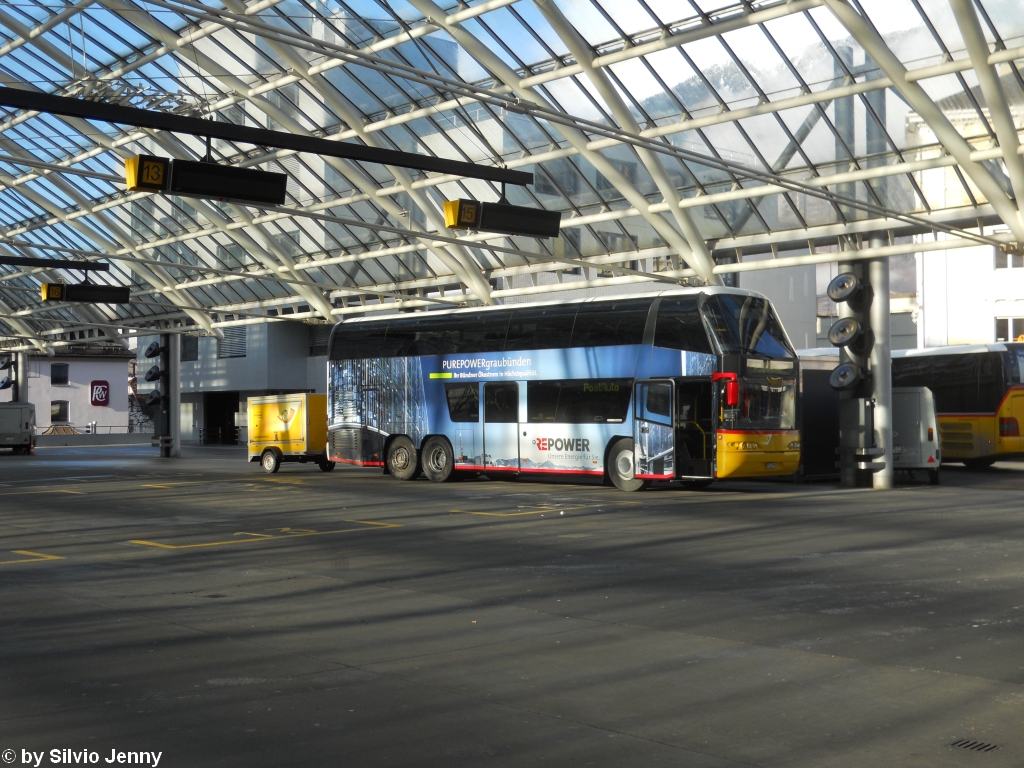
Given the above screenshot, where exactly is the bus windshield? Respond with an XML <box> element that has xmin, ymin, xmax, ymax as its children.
<box><xmin>702</xmin><ymin>295</ymin><xmax>794</xmax><ymax>358</ymax></box>
<box><xmin>722</xmin><ymin>369</ymin><xmax>798</xmax><ymax>431</ymax></box>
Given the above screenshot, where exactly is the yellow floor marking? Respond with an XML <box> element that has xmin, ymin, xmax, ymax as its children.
<box><xmin>2</xmin><ymin>487</ymin><xmax>92</xmax><ymax>496</ymax></box>
<box><xmin>142</xmin><ymin>484</ymin><xmax>173</xmax><ymax>489</ymax></box>
<box><xmin>129</xmin><ymin>520</ymin><xmax>400</xmax><ymax>550</ymax></box>
<box><xmin>0</xmin><ymin>550</ymin><xmax>64</xmax><ymax>565</ymax></box>
<box><xmin>263</xmin><ymin>477</ymin><xmax>305</xmax><ymax>484</ymax></box>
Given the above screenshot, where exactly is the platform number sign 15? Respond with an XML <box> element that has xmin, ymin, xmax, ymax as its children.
<box><xmin>91</xmin><ymin>380</ymin><xmax>110</xmax><ymax>407</ymax></box>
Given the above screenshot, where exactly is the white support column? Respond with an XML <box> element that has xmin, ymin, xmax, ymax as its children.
<box><xmin>869</xmin><ymin>243</ymin><xmax>892</xmax><ymax>489</ymax></box>
<box><xmin>821</xmin><ymin>0</ymin><xmax>1024</xmax><ymax>243</ymax></box>
<box><xmin>950</xmin><ymin>0</ymin><xmax>1024</xmax><ymax>229</ymax></box>
<box><xmin>167</xmin><ymin>333</ymin><xmax>181</xmax><ymax>458</ymax></box>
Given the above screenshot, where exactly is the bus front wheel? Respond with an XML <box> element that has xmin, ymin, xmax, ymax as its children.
<box><xmin>421</xmin><ymin>437</ymin><xmax>455</xmax><ymax>483</ymax></box>
<box><xmin>608</xmin><ymin>438</ymin><xmax>648</xmax><ymax>492</ymax></box>
<box><xmin>387</xmin><ymin>436</ymin><xmax>418</xmax><ymax>481</ymax></box>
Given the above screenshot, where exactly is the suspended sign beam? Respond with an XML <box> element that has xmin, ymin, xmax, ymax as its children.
<box><xmin>443</xmin><ymin>198</ymin><xmax>562</xmax><ymax>239</ymax></box>
<box><xmin>0</xmin><ymin>86</ymin><xmax>532</xmax><ymax>187</ymax></box>
<box><xmin>125</xmin><ymin>154</ymin><xmax>287</xmax><ymax>205</ymax></box>
<box><xmin>0</xmin><ymin>255</ymin><xmax>109</xmax><ymax>272</ymax></box>
<box><xmin>41</xmin><ymin>283</ymin><xmax>131</xmax><ymax>304</ymax></box>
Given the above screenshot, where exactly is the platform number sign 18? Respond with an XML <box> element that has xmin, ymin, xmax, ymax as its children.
<box><xmin>91</xmin><ymin>380</ymin><xmax>110</xmax><ymax>407</ymax></box>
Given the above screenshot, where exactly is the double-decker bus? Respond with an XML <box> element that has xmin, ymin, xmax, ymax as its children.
<box><xmin>325</xmin><ymin>288</ymin><xmax>800</xmax><ymax>491</ymax></box>
<box><xmin>892</xmin><ymin>344</ymin><xmax>1024</xmax><ymax>468</ymax></box>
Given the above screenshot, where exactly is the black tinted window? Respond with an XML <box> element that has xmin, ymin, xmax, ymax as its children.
<box><xmin>329</xmin><ymin>321</ymin><xmax>389</xmax><ymax>360</ymax></box>
<box><xmin>505</xmin><ymin>306</ymin><xmax>578</xmax><ymax>351</ymax></box>
<box><xmin>180</xmin><ymin>335</ymin><xmax>199</xmax><ymax>362</ymax></box>
<box><xmin>441</xmin><ymin>311</ymin><xmax>511</xmax><ymax>354</ymax></box>
<box><xmin>570</xmin><ymin>299</ymin><xmax>651</xmax><ymax>347</ymax></box>
<box><xmin>444</xmin><ymin>383</ymin><xmax>479</xmax><ymax>422</ymax></box>
<box><xmin>380</xmin><ymin>316</ymin><xmax>447</xmax><ymax>357</ymax></box>
<box><xmin>702</xmin><ymin>294</ymin><xmax>793</xmax><ymax>357</ymax></box>
<box><xmin>893</xmin><ymin>352</ymin><xmax>1006</xmax><ymax>413</ymax></box>
<box><xmin>484</xmin><ymin>382</ymin><xmax>518</xmax><ymax>422</ymax></box>
<box><xmin>654</xmin><ymin>296</ymin><xmax>713</xmax><ymax>353</ymax></box>
<box><xmin>526</xmin><ymin>381</ymin><xmax>561</xmax><ymax>422</ymax></box>
<box><xmin>527</xmin><ymin>379</ymin><xmax>632</xmax><ymax>423</ymax></box>
<box><xmin>50</xmin><ymin>363</ymin><xmax>69</xmax><ymax>386</ymax></box>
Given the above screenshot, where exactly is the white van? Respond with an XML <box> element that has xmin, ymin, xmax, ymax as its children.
<box><xmin>892</xmin><ymin>387</ymin><xmax>940</xmax><ymax>484</ymax></box>
<box><xmin>0</xmin><ymin>402</ymin><xmax>35</xmax><ymax>454</ymax></box>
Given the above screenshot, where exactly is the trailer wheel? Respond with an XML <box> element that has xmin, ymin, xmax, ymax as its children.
<box><xmin>607</xmin><ymin>438</ymin><xmax>647</xmax><ymax>492</ymax></box>
<box><xmin>261</xmin><ymin>448</ymin><xmax>281</xmax><ymax>474</ymax></box>
<box><xmin>928</xmin><ymin>468</ymin><xmax>940</xmax><ymax>485</ymax></box>
<box><xmin>421</xmin><ymin>437</ymin><xmax>454</xmax><ymax>483</ymax></box>
<box><xmin>318</xmin><ymin>460</ymin><xmax>336</xmax><ymax>472</ymax></box>
<box><xmin>386</xmin><ymin>436</ymin><xmax>418</xmax><ymax>480</ymax></box>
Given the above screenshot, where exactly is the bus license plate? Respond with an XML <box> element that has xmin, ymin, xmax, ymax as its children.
<box><xmin>765</xmin><ymin>462</ymin><xmax>777</xmax><ymax>469</ymax></box>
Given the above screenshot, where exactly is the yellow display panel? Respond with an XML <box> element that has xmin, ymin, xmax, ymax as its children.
<box><xmin>442</xmin><ymin>199</ymin><xmax>481</xmax><ymax>229</ymax></box>
<box><xmin>40</xmin><ymin>283</ymin><xmax>64</xmax><ymax>302</ymax></box>
<box><xmin>125</xmin><ymin>154</ymin><xmax>170</xmax><ymax>192</ymax></box>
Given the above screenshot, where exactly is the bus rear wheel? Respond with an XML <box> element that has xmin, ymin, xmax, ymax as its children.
<box><xmin>421</xmin><ymin>437</ymin><xmax>455</xmax><ymax>483</ymax></box>
<box><xmin>608</xmin><ymin>438</ymin><xmax>647</xmax><ymax>492</ymax></box>
<box><xmin>387</xmin><ymin>436</ymin><xmax>418</xmax><ymax>481</ymax></box>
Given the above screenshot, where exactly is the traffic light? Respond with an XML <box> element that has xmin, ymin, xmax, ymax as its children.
<box><xmin>141</xmin><ymin>338</ymin><xmax>171</xmax><ymax>439</ymax></box>
<box><xmin>826</xmin><ymin>271</ymin><xmax>872</xmax><ymax>394</ymax></box>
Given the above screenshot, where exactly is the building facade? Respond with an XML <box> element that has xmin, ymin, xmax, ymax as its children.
<box><xmin>0</xmin><ymin>349</ymin><xmax>132</xmax><ymax>432</ymax></box>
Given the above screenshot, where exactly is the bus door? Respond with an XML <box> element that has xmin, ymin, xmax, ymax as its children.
<box><xmin>633</xmin><ymin>379</ymin><xmax>675</xmax><ymax>480</ymax></box>
<box><xmin>483</xmin><ymin>381</ymin><xmax>520</xmax><ymax>472</ymax></box>
<box><xmin>675</xmin><ymin>377</ymin><xmax>714</xmax><ymax>478</ymax></box>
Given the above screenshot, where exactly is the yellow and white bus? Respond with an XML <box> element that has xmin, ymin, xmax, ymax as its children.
<box><xmin>892</xmin><ymin>344</ymin><xmax>1024</xmax><ymax>468</ymax></box>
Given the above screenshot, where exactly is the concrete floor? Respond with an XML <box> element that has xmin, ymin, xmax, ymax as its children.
<box><xmin>1</xmin><ymin>446</ymin><xmax>1022</xmax><ymax>767</ymax></box>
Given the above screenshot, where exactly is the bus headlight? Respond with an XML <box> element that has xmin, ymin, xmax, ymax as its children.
<box><xmin>789</xmin><ymin>441</ymin><xmax>801</xmax><ymax>450</ymax></box>
<box><xmin>729</xmin><ymin>441</ymin><xmax>759</xmax><ymax>451</ymax></box>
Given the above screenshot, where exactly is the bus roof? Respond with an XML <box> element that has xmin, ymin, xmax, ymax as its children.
<box><xmin>891</xmin><ymin>343</ymin><xmax>1017</xmax><ymax>359</ymax></box>
<box><xmin>331</xmin><ymin>286</ymin><xmax>771</xmax><ymax>326</ymax></box>
<box><xmin>798</xmin><ymin>343</ymin><xmax>1023</xmax><ymax>361</ymax></box>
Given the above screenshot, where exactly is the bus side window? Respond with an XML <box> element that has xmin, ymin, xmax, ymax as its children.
<box><xmin>527</xmin><ymin>381</ymin><xmax>560</xmax><ymax>422</ymax></box>
<box><xmin>637</xmin><ymin>382</ymin><xmax>672</xmax><ymax>426</ymax></box>
<box><xmin>441</xmin><ymin>311</ymin><xmax>512</xmax><ymax>354</ymax></box>
<box><xmin>444</xmin><ymin>384</ymin><xmax>479</xmax><ymax>422</ymax></box>
<box><xmin>485</xmin><ymin>382</ymin><xmax>519</xmax><ymax>423</ymax></box>
<box><xmin>570</xmin><ymin>300</ymin><xmax>650</xmax><ymax>347</ymax></box>
<box><xmin>654</xmin><ymin>297</ymin><xmax>713</xmax><ymax>353</ymax></box>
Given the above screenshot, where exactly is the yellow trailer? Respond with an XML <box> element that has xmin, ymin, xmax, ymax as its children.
<box><xmin>247</xmin><ymin>394</ymin><xmax>334</xmax><ymax>473</ymax></box>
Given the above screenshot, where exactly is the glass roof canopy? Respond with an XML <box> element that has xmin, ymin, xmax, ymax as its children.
<box><xmin>0</xmin><ymin>0</ymin><xmax>1022</xmax><ymax>352</ymax></box>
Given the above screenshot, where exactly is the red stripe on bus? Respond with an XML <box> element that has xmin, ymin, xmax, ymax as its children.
<box><xmin>331</xmin><ymin>457</ymin><xmax>384</xmax><ymax>467</ymax></box>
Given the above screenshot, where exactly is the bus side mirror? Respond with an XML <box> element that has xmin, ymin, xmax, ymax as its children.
<box><xmin>712</xmin><ymin>373</ymin><xmax>739</xmax><ymax>406</ymax></box>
